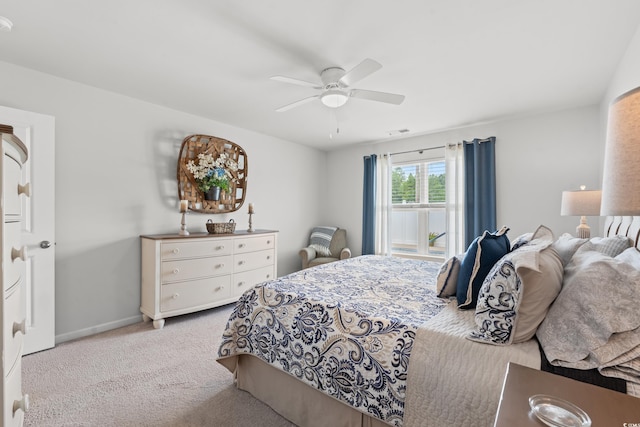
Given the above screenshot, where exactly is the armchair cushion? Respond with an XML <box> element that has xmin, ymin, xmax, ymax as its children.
<box><xmin>300</xmin><ymin>227</ymin><xmax>350</xmax><ymax>269</ymax></box>
<box><xmin>309</xmin><ymin>226</ymin><xmax>338</xmax><ymax>257</ymax></box>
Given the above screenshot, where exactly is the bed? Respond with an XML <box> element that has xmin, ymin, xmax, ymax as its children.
<box><xmin>217</xmin><ymin>216</ymin><xmax>640</xmax><ymax>427</ymax></box>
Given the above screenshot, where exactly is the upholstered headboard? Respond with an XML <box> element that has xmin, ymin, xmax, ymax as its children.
<box><xmin>604</xmin><ymin>216</ymin><xmax>640</xmax><ymax>250</ymax></box>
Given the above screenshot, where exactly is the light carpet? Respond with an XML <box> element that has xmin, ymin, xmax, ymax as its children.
<box><xmin>22</xmin><ymin>304</ymin><xmax>296</xmax><ymax>427</ymax></box>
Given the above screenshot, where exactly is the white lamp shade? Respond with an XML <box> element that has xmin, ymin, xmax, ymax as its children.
<box><xmin>561</xmin><ymin>189</ymin><xmax>602</xmax><ymax>216</ymax></box>
<box><xmin>601</xmin><ymin>86</ymin><xmax>640</xmax><ymax>215</ymax></box>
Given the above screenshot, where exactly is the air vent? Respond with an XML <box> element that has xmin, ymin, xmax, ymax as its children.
<box><xmin>388</xmin><ymin>129</ymin><xmax>410</xmax><ymax>136</ymax></box>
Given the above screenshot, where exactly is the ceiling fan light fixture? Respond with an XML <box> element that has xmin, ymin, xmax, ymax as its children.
<box><xmin>321</xmin><ymin>90</ymin><xmax>349</xmax><ymax>108</ymax></box>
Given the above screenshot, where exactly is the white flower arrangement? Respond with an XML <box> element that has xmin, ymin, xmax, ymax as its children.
<box><xmin>186</xmin><ymin>152</ymin><xmax>239</xmax><ymax>193</ymax></box>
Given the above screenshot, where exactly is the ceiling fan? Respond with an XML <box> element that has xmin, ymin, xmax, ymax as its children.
<box><xmin>271</xmin><ymin>58</ymin><xmax>405</xmax><ymax>112</ymax></box>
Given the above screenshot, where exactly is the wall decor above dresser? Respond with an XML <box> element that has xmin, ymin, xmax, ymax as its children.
<box><xmin>177</xmin><ymin>134</ymin><xmax>248</xmax><ymax>214</ymax></box>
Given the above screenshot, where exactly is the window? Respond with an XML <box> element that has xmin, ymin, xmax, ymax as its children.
<box><xmin>391</xmin><ymin>159</ymin><xmax>446</xmax><ymax>260</ymax></box>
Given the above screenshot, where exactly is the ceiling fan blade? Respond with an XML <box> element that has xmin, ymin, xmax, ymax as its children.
<box><xmin>338</xmin><ymin>58</ymin><xmax>382</xmax><ymax>87</ymax></box>
<box><xmin>270</xmin><ymin>75</ymin><xmax>322</xmax><ymax>89</ymax></box>
<box><xmin>350</xmin><ymin>89</ymin><xmax>405</xmax><ymax>105</ymax></box>
<box><xmin>275</xmin><ymin>95</ymin><xmax>319</xmax><ymax>112</ymax></box>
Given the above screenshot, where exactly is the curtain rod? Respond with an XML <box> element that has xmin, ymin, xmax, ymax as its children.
<box><xmin>366</xmin><ymin>136</ymin><xmax>495</xmax><ymax>158</ymax></box>
<box><xmin>448</xmin><ymin>136</ymin><xmax>496</xmax><ymax>148</ymax></box>
<box><xmin>387</xmin><ymin>136</ymin><xmax>495</xmax><ymax>155</ymax></box>
<box><xmin>384</xmin><ymin>145</ymin><xmax>444</xmax><ymax>157</ymax></box>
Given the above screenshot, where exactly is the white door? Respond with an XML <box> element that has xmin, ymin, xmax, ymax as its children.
<box><xmin>0</xmin><ymin>105</ymin><xmax>55</xmax><ymax>355</ymax></box>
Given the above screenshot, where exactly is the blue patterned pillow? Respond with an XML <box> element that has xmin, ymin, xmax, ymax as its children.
<box><xmin>456</xmin><ymin>226</ymin><xmax>510</xmax><ymax>309</ymax></box>
<box><xmin>469</xmin><ymin>225</ymin><xmax>563</xmax><ymax>345</ymax></box>
<box><xmin>469</xmin><ymin>259</ymin><xmax>520</xmax><ymax>344</ymax></box>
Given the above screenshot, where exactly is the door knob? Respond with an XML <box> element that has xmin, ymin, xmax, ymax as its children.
<box><xmin>40</xmin><ymin>240</ymin><xmax>52</xmax><ymax>249</ymax></box>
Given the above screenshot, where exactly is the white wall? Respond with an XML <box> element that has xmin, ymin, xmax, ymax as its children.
<box><xmin>603</xmin><ymin>25</ymin><xmax>640</xmax><ymax>107</ymax></box>
<box><xmin>0</xmin><ymin>61</ymin><xmax>325</xmax><ymax>341</ymax></box>
<box><xmin>325</xmin><ymin>106</ymin><xmax>602</xmax><ymax>256</ymax></box>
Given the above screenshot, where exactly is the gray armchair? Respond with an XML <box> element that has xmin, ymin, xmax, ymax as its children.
<box><xmin>300</xmin><ymin>228</ymin><xmax>351</xmax><ymax>269</ymax></box>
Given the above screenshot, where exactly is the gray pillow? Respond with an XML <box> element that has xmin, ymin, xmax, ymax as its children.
<box><xmin>537</xmin><ymin>249</ymin><xmax>640</xmax><ymax>368</ymax></box>
<box><xmin>589</xmin><ymin>235</ymin><xmax>631</xmax><ymax>257</ymax></box>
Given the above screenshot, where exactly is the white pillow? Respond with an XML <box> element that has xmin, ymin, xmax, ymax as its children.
<box><xmin>436</xmin><ymin>254</ymin><xmax>462</xmax><ymax>298</ymax></box>
<box><xmin>615</xmin><ymin>247</ymin><xmax>640</xmax><ymax>269</ymax></box>
<box><xmin>551</xmin><ymin>233</ymin><xmax>587</xmax><ymax>266</ymax></box>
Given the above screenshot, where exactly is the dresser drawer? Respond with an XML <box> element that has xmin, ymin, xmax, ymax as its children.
<box><xmin>3</xmin><ymin>222</ymin><xmax>25</xmax><ymax>291</ymax></box>
<box><xmin>161</xmin><ymin>255</ymin><xmax>232</xmax><ymax>283</ymax></box>
<box><xmin>233</xmin><ymin>265</ymin><xmax>275</xmax><ymax>296</ymax></box>
<box><xmin>3</xmin><ymin>153</ymin><xmax>23</xmax><ymax>217</ymax></box>
<box><xmin>234</xmin><ymin>249</ymin><xmax>275</xmax><ymax>273</ymax></box>
<box><xmin>3</xmin><ymin>358</ymin><xmax>25</xmax><ymax>427</ymax></box>
<box><xmin>160</xmin><ymin>276</ymin><xmax>231</xmax><ymax>312</ymax></box>
<box><xmin>161</xmin><ymin>239</ymin><xmax>232</xmax><ymax>260</ymax></box>
<box><xmin>234</xmin><ymin>235</ymin><xmax>275</xmax><ymax>254</ymax></box>
<box><xmin>3</xmin><ymin>284</ymin><xmax>24</xmax><ymax>375</ymax></box>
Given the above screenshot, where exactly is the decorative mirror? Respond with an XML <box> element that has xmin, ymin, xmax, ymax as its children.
<box><xmin>177</xmin><ymin>134</ymin><xmax>248</xmax><ymax>213</ymax></box>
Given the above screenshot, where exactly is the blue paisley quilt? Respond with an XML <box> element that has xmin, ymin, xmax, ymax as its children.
<box><xmin>217</xmin><ymin>255</ymin><xmax>447</xmax><ymax>426</ymax></box>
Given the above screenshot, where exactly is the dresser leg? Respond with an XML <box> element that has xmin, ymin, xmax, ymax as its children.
<box><xmin>142</xmin><ymin>314</ymin><xmax>151</xmax><ymax>323</ymax></box>
<box><xmin>152</xmin><ymin>319</ymin><xmax>165</xmax><ymax>329</ymax></box>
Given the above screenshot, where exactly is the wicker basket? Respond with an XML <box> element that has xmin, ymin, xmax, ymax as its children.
<box><xmin>206</xmin><ymin>219</ymin><xmax>236</xmax><ymax>234</ymax></box>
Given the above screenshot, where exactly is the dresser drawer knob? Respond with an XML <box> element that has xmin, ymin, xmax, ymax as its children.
<box><xmin>214</xmin><ymin>286</ymin><xmax>223</xmax><ymax>292</ymax></box>
<box><xmin>266</xmin><ymin>274</ymin><xmax>271</xmax><ymax>279</ymax></box>
<box><xmin>216</xmin><ymin>245</ymin><xmax>225</xmax><ymax>250</ymax></box>
<box><xmin>18</xmin><ymin>182</ymin><xmax>31</xmax><ymax>197</ymax></box>
<box><xmin>172</xmin><ymin>248</ymin><xmax>180</xmax><ymax>254</ymax></box>
<box><xmin>267</xmin><ymin>255</ymin><xmax>271</xmax><ymax>260</ymax></box>
<box><xmin>11</xmin><ymin>246</ymin><xmax>27</xmax><ymax>262</ymax></box>
<box><xmin>237</xmin><ymin>281</ymin><xmax>245</xmax><ymax>287</ymax></box>
<box><xmin>216</xmin><ymin>263</ymin><xmax>225</xmax><ymax>269</ymax></box>
<box><xmin>172</xmin><ymin>293</ymin><xmax>180</xmax><ymax>300</ymax></box>
<box><xmin>238</xmin><ymin>244</ymin><xmax>246</xmax><ymax>249</ymax></box>
<box><xmin>13</xmin><ymin>394</ymin><xmax>29</xmax><ymax>415</ymax></box>
<box><xmin>267</xmin><ymin>240</ymin><xmax>271</xmax><ymax>244</ymax></box>
<box><xmin>172</xmin><ymin>268</ymin><xmax>180</xmax><ymax>275</ymax></box>
<box><xmin>13</xmin><ymin>319</ymin><xmax>26</xmax><ymax>337</ymax></box>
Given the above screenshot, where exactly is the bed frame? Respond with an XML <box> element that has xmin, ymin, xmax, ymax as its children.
<box><xmin>232</xmin><ymin>216</ymin><xmax>640</xmax><ymax>427</ymax></box>
<box><xmin>604</xmin><ymin>216</ymin><xmax>640</xmax><ymax>249</ymax></box>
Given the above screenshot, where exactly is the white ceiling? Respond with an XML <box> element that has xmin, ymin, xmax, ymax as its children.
<box><xmin>1</xmin><ymin>1</ymin><xmax>640</xmax><ymax>151</ymax></box>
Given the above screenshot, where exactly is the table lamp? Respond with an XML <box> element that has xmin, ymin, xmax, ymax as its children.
<box><xmin>601</xmin><ymin>86</ymin><xmax>640</xmax><ymax>217</ymax></box>
<box><xmin>561</xmin><ymin>186</ymin><xmax>602</xmax><ymax>238</ymax></box>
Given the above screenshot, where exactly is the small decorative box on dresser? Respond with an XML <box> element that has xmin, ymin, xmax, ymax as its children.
<box><xmin>140</xmin><ymin>230</ymin><xmax>278</xmax><ymax>329</ymax></box>
<box><xmin>1</xmin><ymin>125</ymin><xmax>30</xmax><ymax>426</ymax></box>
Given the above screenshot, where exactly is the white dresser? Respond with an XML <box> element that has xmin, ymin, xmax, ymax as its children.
<box><xmin>140</xmin><ymin>230</ymin><xmax>278</xmax><ymax>329</ymax></box>
<box><xmin>1</xmin><ymin>125</ymin><xmax>30</xmax><ymax>426</ymax></box>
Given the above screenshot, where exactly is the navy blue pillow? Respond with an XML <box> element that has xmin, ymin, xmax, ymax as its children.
<box><xmin>456</xmin><ymin>227</ymin><xmax>510</xmax><ymax>309</ymax></box>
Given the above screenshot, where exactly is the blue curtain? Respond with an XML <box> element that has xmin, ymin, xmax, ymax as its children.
<box><xmin>464</xmin><ymin>137</ymin><xmax>496</xmax><ymax>246</ymax></box>
<box><xmin>362</xmin><ymin>155</ymin><xmax>377</xmax><ymax>255</ymax></box>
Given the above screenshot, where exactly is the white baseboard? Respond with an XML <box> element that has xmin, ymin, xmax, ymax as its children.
<box><xmin>55</xmin><ymin>315</ymin><xmax>143</xmax><ymax>344</ymax></box>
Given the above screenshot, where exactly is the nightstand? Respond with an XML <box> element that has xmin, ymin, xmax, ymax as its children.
<box><xmin>494</xmin><ymin>362</ymin><xmax>640</xmax><ymax>426</ymax></box>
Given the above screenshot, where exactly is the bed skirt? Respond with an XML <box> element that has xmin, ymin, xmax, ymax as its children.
<box><xmin>231</xmin><ymin>354</ymin><xmax>391</xmax><ymax>427</ymax></box>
